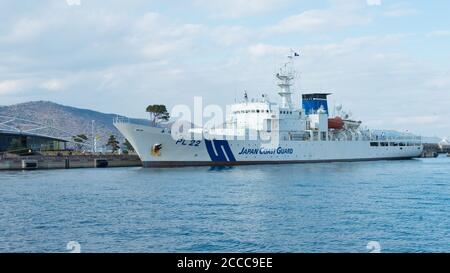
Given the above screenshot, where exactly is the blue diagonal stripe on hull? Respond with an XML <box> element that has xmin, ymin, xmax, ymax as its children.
<box><xmin>205</xmin><ymin>140</ymin><xmax>236</xmax><ymax>162</ymax></box>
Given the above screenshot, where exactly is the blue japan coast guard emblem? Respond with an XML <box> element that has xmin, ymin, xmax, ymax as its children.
<box><xmin>205</xmin><ymin>140</ymin><xmax>236</xmax><ymax>162</ymax></box>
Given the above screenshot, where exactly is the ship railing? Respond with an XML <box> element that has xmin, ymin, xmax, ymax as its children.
<box><xmin>325</xmin><ymin>134</ymin><xmax>422</xmax><ymax>143</ymax></box>
<box><xmin>113</xmin><ymin>116</ymin><xmax>130</xmax><ymax>124</ymax></box>
<box><xmin>368</xmin><ymin>135</ymin><xmax>422</xmax><ymax>144</ymax></box>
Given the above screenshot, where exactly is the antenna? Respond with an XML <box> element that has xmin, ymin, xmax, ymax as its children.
<box><xmin>276</xmin><ymin>49</ymin><xmax>300</xmax><ymax>109</ymax></box>
<box><xmin>91</xmin><ymin>120</ymin><xmax>95</xmax><ymax>153</ymax></box>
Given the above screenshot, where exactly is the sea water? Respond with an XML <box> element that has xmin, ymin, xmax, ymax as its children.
<box><xmin>0</xmin><ymin>156</ymin><xmax>449</xmax><ymax>253</ymax></box>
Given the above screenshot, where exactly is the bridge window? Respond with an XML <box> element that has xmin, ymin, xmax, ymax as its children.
<box><xmin>370</xmin><ymin>142</ymin><xmax>379</xmax><ymax>147</ymax></box>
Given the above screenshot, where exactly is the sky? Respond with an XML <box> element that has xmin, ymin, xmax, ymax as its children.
<box><xmin>0</xmin><ymin>0</ymin><xmax>449</xmax><ymax>137</ymax></box>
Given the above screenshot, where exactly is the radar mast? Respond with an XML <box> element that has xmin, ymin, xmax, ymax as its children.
<box><xmin>277</xmin><ymin>49</ymin><xmax>299</xmax><ymax>109</ymax></box>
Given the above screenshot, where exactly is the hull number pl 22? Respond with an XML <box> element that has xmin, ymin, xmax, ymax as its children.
<box><xmin>176</xmin><ymin>139</ymin><xmax>202</xmax><ymax>147</ymax></box>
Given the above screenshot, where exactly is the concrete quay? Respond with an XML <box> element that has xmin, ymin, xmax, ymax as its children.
<box><xmin>0</xmin><ymin>153</ymin><xmax>142</xmax><ymax>170</ymax></box>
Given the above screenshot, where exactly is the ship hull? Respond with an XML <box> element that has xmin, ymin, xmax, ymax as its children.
<box><xmin>115</xmin><ymin>122</ymin><xmax>424</xmax><ymax>168</ymax></box>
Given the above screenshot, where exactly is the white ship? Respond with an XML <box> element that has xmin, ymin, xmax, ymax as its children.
<box><xmin>114</xmin><ymin>53</ymin><xmax>423</xmax><ymax>167</ymax></box>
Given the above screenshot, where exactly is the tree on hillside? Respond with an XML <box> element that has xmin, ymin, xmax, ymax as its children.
<box><xmin>72</xmin><ymin>134</ymin><xmax>88</xmax><ymax>151</ymax></box>
<box><xmin>123</xmin><ymin>139</ymin><xmax>135</xmax><ymax>152</ymax></box>
<box><xmin>146</xmin><ymin>104</ymin><xmax>170</xmax><ymax>126</ymax></box>
<box><xmin>107</xmin><ymin>134</ymin><xmax>120</xmax><ymax>153</ymax></box>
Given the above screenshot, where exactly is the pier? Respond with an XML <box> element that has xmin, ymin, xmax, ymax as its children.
<box><xmin>0</xmin><ymin>153</ymin><xmax>142</xmax><ymax>171</ymax></box>
<box><xmin>421</xmin><ymin>143</ymin><xmax>450</xmax><ymax>158</ymax></box>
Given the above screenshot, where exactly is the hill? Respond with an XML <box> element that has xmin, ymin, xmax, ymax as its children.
<box><xmin>0</xmin><ymin>101</ymin><xmax>149</xmax><ymax>148</ymax></box>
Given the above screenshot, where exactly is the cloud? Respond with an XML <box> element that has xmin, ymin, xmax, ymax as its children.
<box><xmin>392</xmin><ymin>116</ymin><xmax>441</xmax><ymax>126</ymax></box>
<box><xmin>383</xmin><ymin>3</ymin><xmax>419</xmax><ymax>17</ymax></box>
<box><xmin>66</xmin><ymin>0</ymin><xmax>81</xmax><ymax>6</ymax></box>
<box><xmin>210</xmin><ymin>26</ymin><xmax>253</xmax><ymax>47</ymax></box>
<box><xmin>266</xmin><ymin>2</ymin><xmax>372</xmax><ymax>34</ymax></box>
<box><xmin>425</xmin><ymin>73</ymin><xmax>450</xmax><ymax>89</ymax></box>
<box><xmin>248</xmin><ymin>34</ymin><xmax>409</xmax><ymax>59</ymax></box>
<box><xmin>0</xmin><ymin>78</ymin><xmax>69</xmax><ymax>96</ymax></box>
<box><xmin>0</xmin><ymin>80</ymin><xmax>24</xmax><ymax>95</ymax></box>
<box><xmin>1</xmin><ymin>18</ymin><xmax>46</xmax><ymax>43</ymax></box>
<box><xmin>1</xmin><ymin>9</ymin><xmax>207</xmax><ymax>72</ymax></box>
<box><xmin>248</xmin><ymin>44</ymin><xmax>289</xmax><ymax>57</ymax></box>
<box><xmin>427</xmin><ymin>30</ymin><xmax>450</xmax><ymax>38</ymax></box>
<box><xmin>366</xmin><ymin>0</ymin><xmax>382</xmax><ymax>6</ymax></box>
<box><xmin>296</xmin><ymin>35</ymin><xmax>409</xmax><ymax>66</ymax></box>
<box><xmin>194</xmin><ymin>0</ymin><xmax>291</xmax><ymax>18</ymax></box>
<box><xmin>127</xmin><ymin>12</ymin><xmax>206</xmax><ymax>60</ymax></box>
<box><xmin>39</xmin><ymin>79</ymin><xmax>66</xmax><ymax>91</ymax></box>
<box><xmin>0</xmin><ymin>0</ymin><xmax>449</xmax><ymax>137</ymax></box>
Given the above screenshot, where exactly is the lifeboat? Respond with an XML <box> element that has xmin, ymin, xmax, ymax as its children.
<box><xmin>328</xmin><ymin>117</ymin><xmax>344</xmax><ymax>130</ymax></box>
<box><xmin>343</xmin><ymin>119</ymin><xmax>362</xmax><ymax>130</ymax></box>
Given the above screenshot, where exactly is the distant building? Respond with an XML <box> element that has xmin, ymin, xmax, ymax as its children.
<box><xmin>439</xmin><ymin>138</ymin><xmax>449</xmax><ymax>149</ymax></box>
<box><xmin>0</xmin><ymin>130</ymin><xmax>68</xmax><ymax>153</ymax></box>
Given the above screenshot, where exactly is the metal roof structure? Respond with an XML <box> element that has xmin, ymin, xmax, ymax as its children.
<box><xmin>0</xmin><ymin>129</ymin><xmax>68</xmax><ymax>142</ymax></box>
<box><xmin>0</xmin><ymin>115</ymin><xmax>89</xmax><ymax>146</ymax></box>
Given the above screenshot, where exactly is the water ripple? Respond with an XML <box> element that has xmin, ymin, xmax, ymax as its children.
<box><xmin>1</xmin><ymin>157</ymin><xmax>450</xmax><ymax>252</ymax></box>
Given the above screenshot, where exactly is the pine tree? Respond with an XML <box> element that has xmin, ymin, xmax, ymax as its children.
<box><xmin>72</xmin><ymin>134</ymin><xmax>88</xmax><ymax>151</ymax></box>
<box><xmin>107</xmin><ymin>135</ymin><xmax>120</xmax><ymax>153</ymax></box>
<box><xmin>123</xmin><ymin>139</ymin><xmax>135</xmax><ymax>152</ymax></box>
<box><xmin>145</xmin><ymin>104</ymin><xmax>170</xmax><ymax>126</ymax></box>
